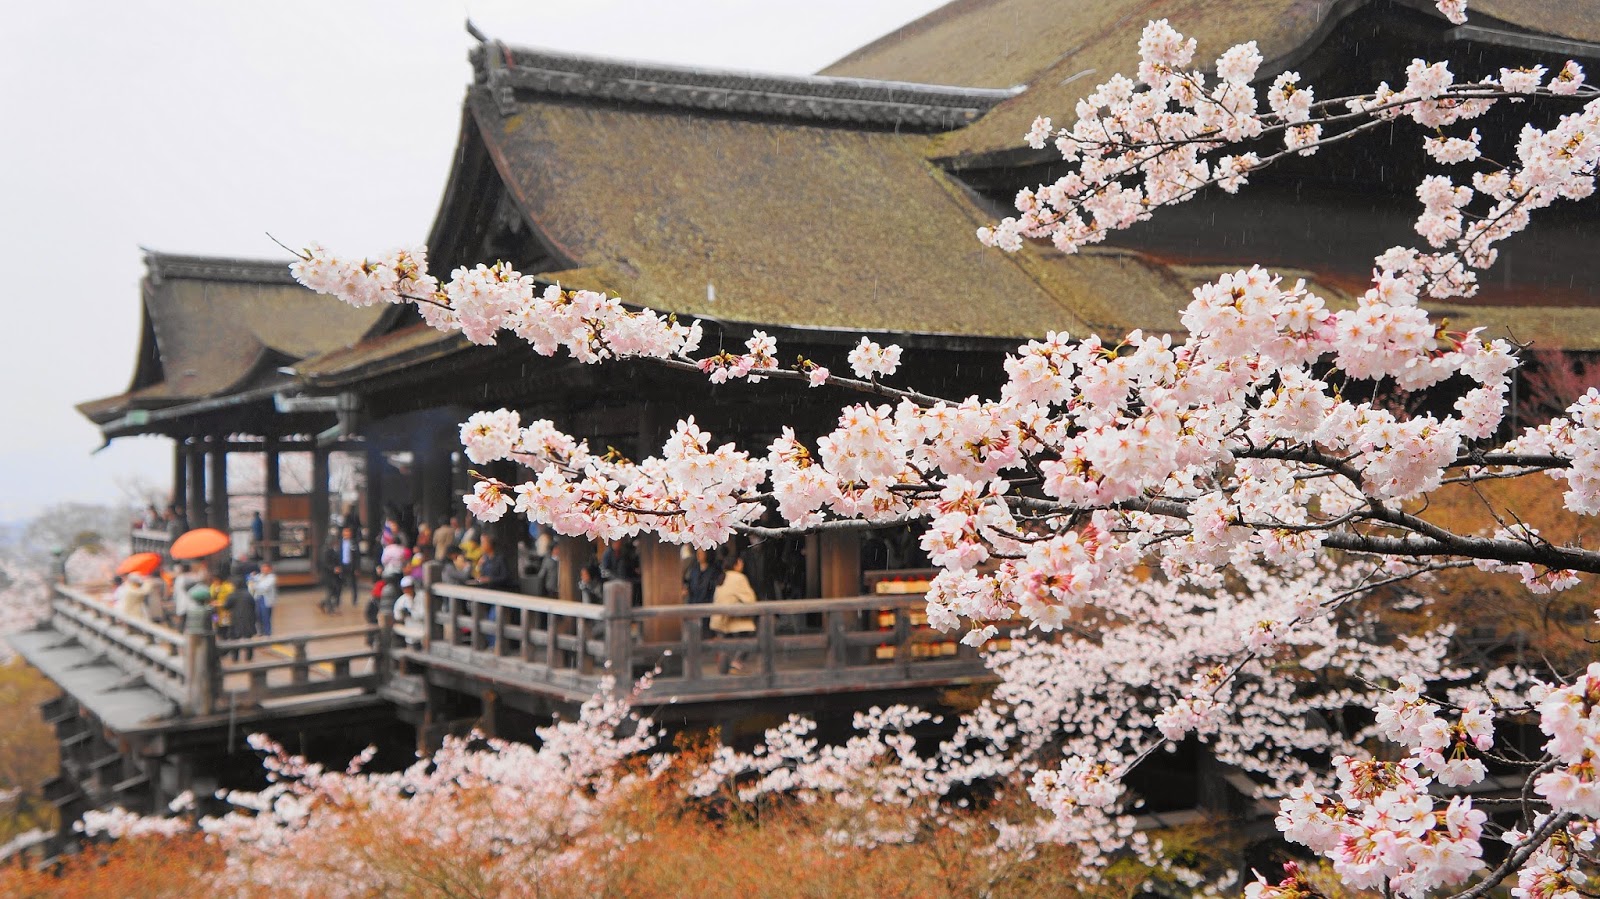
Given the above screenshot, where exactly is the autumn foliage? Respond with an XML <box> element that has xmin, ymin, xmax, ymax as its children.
<box><xmin>0</xmin><ymin>758</ymin><xmax>1240</xmax><ymax>899</ymax></box>
<box><xmin>0</xmin><ymin>660</ymin><xmax>59</xmax><ymax>847</ymax></box>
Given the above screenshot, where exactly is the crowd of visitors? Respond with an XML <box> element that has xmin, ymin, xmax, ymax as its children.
<box><xmin>110</xmin><ymin>500</ymin><xmax>891</xmax><ymax>677</ymax></box>
<box><xmin>134</xmin><ymin>503</ymin><xmax>189</xmax><ymax>536</ymax></box>
<box><xmin>314</xmin><ymin>512</ymin><xmax>533</xmax><ymax>641</ymax></box>
<box><xmin>106</xmin><ymin>554</ymin><xmax>276</xmax><ymax>652</ymax></box>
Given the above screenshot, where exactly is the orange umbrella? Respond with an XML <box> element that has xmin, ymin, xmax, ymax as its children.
<box><xmin>116</xmin><ymin>552</ymin><xmax>163</xmax><ymax>576</ymax></box>
<box><xmin>170</xmin><ymin>527</ymin><xmax>230</xmax><ymax>560</ymax></box>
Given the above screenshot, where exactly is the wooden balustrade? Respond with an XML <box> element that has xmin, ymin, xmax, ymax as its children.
<box><xmin>49</xmin><ymin>577</ymin><xmax>1013</xmax><ymax>720</ymax></box>
<box><xmin>425</xmin><ymin>582</ymin><xmax>1021</xmax><ymax>702</ymax></box>
<box><xmin>426</xmin><ymin>584</ymin><xmax>610</xmax><ymax>693</ymax></box>
<box><xmin>217</xmin><ymin>625</ymin><xmax>382</xmax><ymax>706</ymax></box>
<box><xmin>50</xmin><ymin>585</ymin><xmax>186</xmax><ymax>703</ymax></box>
<box><xmin>48</xmin><ymin>584</ymin><xmax>381</xmax><ymax>716</ymax></box>
<box><xmin>128</xmin><ymin>528</ymin><xmax>174</xmax><ymax>558</ymax></box>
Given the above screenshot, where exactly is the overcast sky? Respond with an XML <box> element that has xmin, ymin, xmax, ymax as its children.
<box><xmin>0</xmin><ymin>0</ymin><xmax>948</xmax><ymax>522</ymax></box>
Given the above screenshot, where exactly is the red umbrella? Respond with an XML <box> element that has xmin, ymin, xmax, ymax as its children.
<box><xmin>170</xmin><ymin>527</ymin><xmax>230</xmax><ymax>560</ymax></box>
<box><xmin>116</xmin><ymin>552</ymin><xmax>163</xmax><ymax>576</ymax></box>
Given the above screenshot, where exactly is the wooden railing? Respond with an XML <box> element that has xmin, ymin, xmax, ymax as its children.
<box><xmin>218</xmin><ymin>626</ymin><xmax>381</xmax><ymax>706</ymax></box>
<box><xmin>50</xmin><ymin>585</ymin><xmax>187</xmax><ymax>704</ymax></box>
<box><xmin>424</xmin><ymin>584</ymin><xmax>611</xmax><ymax>698</ymax></box>
<box><xmin>423</xmin><ymin>582</ymin><xmax>1022</xmax><ymax>703</ymax></box>
<box><xmin>128</xmin><ymin>528</ymin><xmax>174</xmax><ymax>558</ymax></box>
<box><xmin>50</xmin><ymin>577</ymin><xmax>1014</xmax><ymax>720</ymax></box>
<box><xmin>48</xmin><ymin>584</ymin><xmax>381</xmax><ymax>717</ymax></box>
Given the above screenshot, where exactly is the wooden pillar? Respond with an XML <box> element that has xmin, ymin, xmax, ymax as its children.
<box><xmin>602</xmin><ymin>579</ymin><xmax>633</xmax><ymax>689</ymax></box>
<box><xmin>819</xmin><ymin>530</ymin><xmax>862</xmax><ymax>598</ymax></box>
<box><xmin>416</xmin><ymin>429</ymin><xmax>454</xmax><ymax>528</ymax></box>
<box><xmin>183</xmin><ymin>626</ymin><xmax>218</xmax><ymax>717</ymax></box>
<box><xmin>310</xmin><ymin>447</ymin><xmax>331</xmax><ymax>565</ymax></box>
<box><xmin>557</xmin><ymin>536</ymin><xmax>593</xmax><ymax>602</ymax></box>
<box><xmin>804</xmin><ymin>534</ymin><xmax>821</xmax><ymax>598</ymax></box>
<box><xmin>636</xmin><ymin>403</ymin><xmax>666</xmax><ymax>463</ymax></box>
<box><xmin>264</xmin><ymin>438</ymin><xmax>281</xmax><ymax>562</ymax></box>
<box><xmin>375</xmin><ymin>607</ymin><xmax>394</xmax><ymax>686</ymax></box>
<box><xmin>485</xmin><ymin>460</ymin><xmax>524</xmax><ymax>586</ymax></box>
<box><xmin>365</xmin><ymin>445</ymin><xmax>384</xmax><ymax>545</ymax></box>
<box><xmin>636</xmin><ymin>536</ymin><xmax>684</xmax><ymax>641</ymax></box>
<box><xmin>207</xmin><ymin>438</ymin><xmax>229</xmax><ymax>535</ymax></box>
<box><xmin>186</xmin><ymin>443</ymin><xmax>207</xmax><ymax>528</ymax></box>
<box><xmin>171</xmin><ymin>441</ymin><xmax>188</xmax><ymax>516</ymax></box>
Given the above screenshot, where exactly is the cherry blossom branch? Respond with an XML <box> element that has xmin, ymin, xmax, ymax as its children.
<box><xmin>1446</xmin><ymin>812</ymin><xmax>1575</xmax><ymax>899</ymax></box>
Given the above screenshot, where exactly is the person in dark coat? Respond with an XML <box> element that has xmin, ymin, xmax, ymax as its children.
<box><xmin>472</xmin><ymin>537</ymin><xmax>516</xmax><ymax>593</ymax></box>
<box><xmin>534</xmin><ymin>543</ymin><xmax>562</xmax><ymax>598</ymax></box>
<box><xmin>226</xmin><ymin>575</ymin><xmax>257</xmax><ymax>662</ymax></box>
<box><xmin>250</xmin><ymin>511</ymin><xmax>265</xmax><ymax>559</ymax></box>
<box><xmin>441</xmin><ymin>546</ymin><xmax>472</xmax><ymax>585</ymax></box>
<box><xmin>682</xmin><ymin>549</ymin><xmax>721</xmax><ymax>605</ymax></box>
<box><xmin>332</xmin><ymin>527</ymin><xmax>362</xmax><ymax>609</ymax></box>
<box><xmin>167</xmin><ymin>505</ymin><xmax>189</xmax><ymax>536</ymax></box>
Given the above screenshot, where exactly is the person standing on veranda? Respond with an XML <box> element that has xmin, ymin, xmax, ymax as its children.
<box><xmin>119</xmin><ymin>574</ymin><xmax>152</xmax><ymax>622</ymax></box>
<box><xmin>250</xmin><ymin>562</ymin><xmax>277</xmax><ymax>637</ymax></box>
<box><xmin>710</xmin><ymin>555</ymin><xmax>759</xmax><ymax>675</ymax></box>
<box><xmin>392</xmin><ymin>576</ymin><xmax>423</xmax><ymax>649</ymax></box>
<box><xmin>336</xmin><ymin>526</ymin><xmax>361</xmax><ymax>609</ymax></box>
<box><xmin>250</xmin><ymin>511</ymin><xmax>265</xmax><ymax>560</ymax></box>
<box><xmin>433</xmin><ymin>516</ymin><xmax>459</xmax><ymax>561</ymax></box>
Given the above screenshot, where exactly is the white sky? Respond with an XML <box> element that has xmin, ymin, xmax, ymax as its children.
<box><xmin>0</xmin><ymin>0</ymin><xmax>948</xmax><ymax>521</ymax></box>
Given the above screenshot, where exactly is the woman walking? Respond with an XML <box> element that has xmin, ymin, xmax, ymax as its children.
<box><xmin>709</xmin><ymin>555</ymin><xmax>759</xmax><ymax>675</ymax></box>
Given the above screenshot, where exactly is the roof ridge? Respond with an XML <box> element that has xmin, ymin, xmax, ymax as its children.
<box><xmin>142</xmin><ymin>252</ymin><xmax>299</xmax><ymax>286</ymax></box>
<box><xmin>472</xmin><ymin>40</ymin><xmax>1023</xmax><ymax>131</ymax></box>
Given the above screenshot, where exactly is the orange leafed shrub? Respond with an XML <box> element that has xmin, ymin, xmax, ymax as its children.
<box><xmin>0</xmin><ymin>660</ymin><xmax>60</xmax><ymax>846</ymax></box>
<box><xmin>0</xmin><ymin>833</ymin><xmax>221</xmax><ymax>898</ymax></box>
<box><xmin>0</xmin><ymin>780</ymin><xmax>1229</xmax><ymax>899</ymax></box>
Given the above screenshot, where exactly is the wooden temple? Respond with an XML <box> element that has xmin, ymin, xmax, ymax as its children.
<box><xmin>23</xmin><ymin>0</ymin><xmax>1599</xmax><ymax>858</ymax></box>
<box><xmin>77</xmin><ymin>1</ymin><xmax>1600</xmax><ymax>601</ymax></box>
<box><xmin>75</xmin><ymin>253</ymin><xmax>382</xmax><ymax>582</ymax></box>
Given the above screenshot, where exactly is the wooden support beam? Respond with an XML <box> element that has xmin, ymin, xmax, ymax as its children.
<box><xmin>213</xmin><ymin>439</ymin><xmax>362</xmax><ymax>453</ymax></box>
<box><xmin>485</xmin><ymin>460</ymin><xmax>524</xmax><ymax>585</ymax></box>
<box><xmin>171</xmin><ymin>440</ymin><xmax>187</xmax><ymax>515</ymax></box>
<box><xmin>365</xmin><ymin>445</ymin><xmax>384</xmax><ymax>545</ymax></box>
<box><xmin>184</xmin><ymin>627</ymin><xmax>218</xmax><ymax>717</ymax></box>
<box><xmin>479</xmin><ymin>689</ymin><xmax>498</xmax><ymax>740</ymax></box>
<box><xmin>186</xmin><ymin>443</ymin><xmax>207</xmax><ymax>528</ymax></box>
<box><xmin>819</xmin><ymin>531</ymin><xmax>861</xmax><ymax>598</ymax></box>
<box><xmin>602</xmin><ymin>580</ymin><xmax>633</xmax><ymax>687</ymax></box>
<box><xmin>263</xmin><ymin>437</ymin><xmax>280</xmax><ymax>562</ymax></box>
<box><xmin>415</xmin><ymin>429</ymin><xmax>454</xmax><ymax>529</ymax></box>
<box><xmin>310</xmin><ymin>447</ymin><xmax>330</xmax><ymax>566</ymax></box>
<box><xmin>637</xmin><ymin>536</ymin><xmax>682</xmax><ymax>642</ymax></box>
<box><xmin>207</xmin><ymin>438</ymin><xmax>229</xmax><ymax>534</ymax></box>
<box><xmin>557</xmin><ymin>536</ymin><xmax>591</xmax><ymax>602</ymax></box>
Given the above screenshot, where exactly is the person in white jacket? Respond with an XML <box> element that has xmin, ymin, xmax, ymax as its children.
<box><xmin>250</xmin><ymin>563</ymin><xmax>278</xmax><ymax>637</ymax></box>
<box><xmin>710</xmin><ymin>556</ymin><xmax>759</xmax><ymax>675</ymax></box>
<box><xmin>392</xmin><ymin>577</ymin><xmax>424</xmax><ymax>649</ymax></box>
<box><xmin>118</xmin><ymin>574</ymin><xmax>151</xmax><ymax>622</ymax></box>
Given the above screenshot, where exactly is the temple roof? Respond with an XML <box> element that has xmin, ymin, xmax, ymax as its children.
<box><xmin>76</xmin><ymin>253</ymin><xmax>383</xmax><ymax>427</ymax></box>
<box><xmin>292</xmin><ymin>23</ymin><xmax>1600</xmax><ymax>390</ymax></box>
<box><xmin>291</xmin><ymin>322</ymin><xmax>467</xmax><ymax>388</ymax></box>
<box><xmin>445</xmin><ymin>57</ymin><xmax>1208</xmax><ymax>340</ymax></box>
<box><xmin>91</xmin><ymin>12</ymin><xmax>1600</xmax><ymax>436</ymax></box>
<box><xmin>472</xmin><ymin>42</ymin><xmax>1023</xmax><ymax>132</ymax></box>
<box><xmin>822</xmin><ymin>0</ymin><xmax>1600</xmax><ymax>159</ymax></box>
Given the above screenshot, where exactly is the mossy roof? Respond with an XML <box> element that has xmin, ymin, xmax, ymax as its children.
<box><xmin>468</xmin><ymin>85</ymin><xmax>1200</xmax><ymax>340</ymax></box>
<box><xmin>77</xmin><ymin>254</ymin><xmax>382</xmax><ymax>425</ymax></box>
<box><xmin>822</xmin><ymin>0</ymin><xmax>1600</xmax><ymax>158</ymax></box>
<box><xmin>292</xmin><ymin>323</ymin><xmax>467</xmax><ymax>386</ymax></box>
